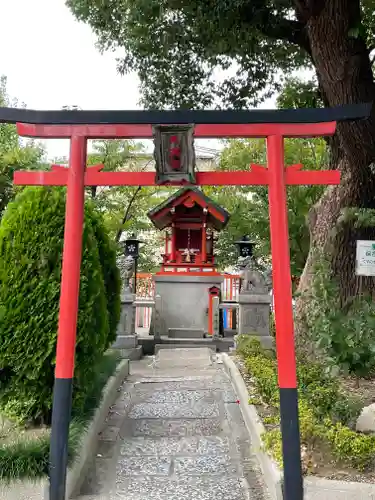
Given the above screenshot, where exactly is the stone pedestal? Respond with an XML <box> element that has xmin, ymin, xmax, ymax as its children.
<box><xmin>154</xmin><ymin>294</ymin><xmax>162</xmax><ymax>340</ymax></box>
<box><xmin>238</xmin><ymin>293</ymin><xmax>273</xmax><ymax>348</ymax></box>
<box><xmin>154</xmin><ymin>273</ymin><xmax>224</xmax><ymax>338</ymax></box>
<box><xmin>112</xmin><ymin>334</ymin><xmax>138</xmax><ymax>349</ymax></box>
<box><xmin>212</xmin><ymin>295</ymin><xmax>220</xmax><ymax>338</ymax></box>
<box><xmin>113</xmin><ymin>289</ymin><xmax>138</xmax><ymax>349</ymax></box>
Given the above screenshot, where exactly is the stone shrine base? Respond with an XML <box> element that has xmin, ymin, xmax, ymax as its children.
<box><xmin>154</xmin><ymin>273</ymin><xmax>224</xmax><ymax>336</ymax></box>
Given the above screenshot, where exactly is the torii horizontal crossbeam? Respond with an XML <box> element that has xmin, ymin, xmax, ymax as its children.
<box><xmin>13</xmin><ymin>164</ymin><xmax>340</xmax><ymax>186</ymax></box>
<box><xmin>17</xmin><ymin>122</ymin><xmax>338</xmax><ymax>138</ymax></box>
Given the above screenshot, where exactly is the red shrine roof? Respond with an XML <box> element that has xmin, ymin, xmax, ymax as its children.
<box><xmin>148</xmin><ymin>187</ymin><xmax>230</xmax><ymax>231</ymax></box>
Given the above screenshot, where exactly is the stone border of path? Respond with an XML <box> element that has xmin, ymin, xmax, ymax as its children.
<box><xmin>221</xmin><ymin>353</ymin><xmax>375</xmax><ymax>500</ymax></box>
<box><xmin>0</xmin><ymin>358</ymin><xmax>130</xmax><ymax>500</ymax></box>
<box><xmin>221</xmin><ymin>353</ymin><xmax>283</xmax><ymax>500</ymax></box>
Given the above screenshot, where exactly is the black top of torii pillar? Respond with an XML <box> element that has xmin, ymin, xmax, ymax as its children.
<box><xmin>0</xmin><ymin>102</ymin><xmax>371</xmax><ymax>125</ymax></box>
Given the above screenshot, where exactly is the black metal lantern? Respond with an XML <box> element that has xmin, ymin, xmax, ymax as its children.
<box><xmin>235</xmin><ymin>235</ymin><xmax>255</xmax><ymax>258</ymax></box>
<box><xmin>153</xmin><ymin>124</ymin><xmax>196</xmax><ymax>184</ymax></box>
<box><xmin>124</xmin><ymin>234</ymin><xmax>143</xmax><ymax>295</ymax></box>
<box><xmin>124</xmin><ymin>233</ymin><xmax>141</xmax><ymax>259</ymax></box>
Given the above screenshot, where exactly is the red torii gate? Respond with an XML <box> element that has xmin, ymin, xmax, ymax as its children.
<box><xmin>6</xmin><ymin>104</ymin><xmax>370</xmax><ymax>500</ymax></box>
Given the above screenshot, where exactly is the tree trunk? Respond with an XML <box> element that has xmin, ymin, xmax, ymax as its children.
<box><xmin>295</xmin><ymin>0</ymin><xmax>375</xmax><ymax>341</ymax></box>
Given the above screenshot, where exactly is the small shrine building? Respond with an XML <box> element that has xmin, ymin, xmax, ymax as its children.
<box><xmin>148</xmin><ymin>187</ymin><xmax>230</xmax><ymax>338</ymax></box>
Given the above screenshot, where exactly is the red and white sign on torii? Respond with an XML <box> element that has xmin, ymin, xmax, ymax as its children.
<box><xmin>4</xmin><ymin>104</ymin><xmax>370</xmax><ymax>500</ymax></box>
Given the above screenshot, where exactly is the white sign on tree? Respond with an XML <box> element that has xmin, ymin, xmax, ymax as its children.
<box><xmin>356</xmin><ymin>240</ymin><xmax>375</xmax><ymax>276</ymax></box>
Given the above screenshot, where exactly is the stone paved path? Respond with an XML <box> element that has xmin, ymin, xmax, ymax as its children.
<box><xmin>77</xmin><ymin>348</ymin><xmax>269</xmax><ymax>500</ymax></box>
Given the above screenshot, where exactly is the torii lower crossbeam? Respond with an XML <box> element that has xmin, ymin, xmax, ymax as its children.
<box><xmin>10</xmin><ymin>106</ymin><xmax>369</xmax><ymax>500</ymax></box>
<box><xmin>15</xmin><ymin>163</ymin><xmax>339</xmax><ymax>186</ymax></box>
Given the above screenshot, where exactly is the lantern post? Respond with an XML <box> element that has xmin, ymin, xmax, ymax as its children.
<box><xmin>124</xmin><ymin>233</ymin><xmax>142</xmax><ymax>295</ymax></box>
<box><xmin>235</xmin><ymin>235</ymin><xmax>256</xmax><ymax>260</ymax></box>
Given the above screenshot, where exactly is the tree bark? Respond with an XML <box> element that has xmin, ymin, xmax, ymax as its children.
<box><xmin>295</xmin><ymin>0</ymin><xmax>375</xmax><ymax>340</ymax></box>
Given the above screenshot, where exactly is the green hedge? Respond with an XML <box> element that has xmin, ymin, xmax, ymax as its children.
<box><xmin>0</xmin><ymin>187</ymin><xmax>113</xmax><ymax>425</ymax></box>
<box><xmin>0</xmin><ymin>351</ymin><xmax>120</xmax><ymax>482</ymax></box>
<box><xmin>236</xmin><ymin>335</ymin><xmax>375</xmax><ymax>470</ymax></box>
<box><xmin>85</xmin><ymin>202</ymin><xmax>121</xmax><ymax>346</ymax></box>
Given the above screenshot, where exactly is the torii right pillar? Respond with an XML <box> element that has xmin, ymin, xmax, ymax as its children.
<box><xmin>267</xmin><ymin>133</ymin><xmax>319</xmax><ymax>500</ymax></box>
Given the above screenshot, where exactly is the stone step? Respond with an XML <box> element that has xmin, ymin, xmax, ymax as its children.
<box><xmin>156</xmin><ymin>347</ymin><xmax>213</xmax><ymax>369</ymax></box>
<box><xmin>168</xmin><ymin>327</ymin><xmax>205</xmax><ymax>339</ymax></box>
<box><xmin>139</xmin><ymin>337</ymin><xmax>234</xmax><ymax>355</ymax></box>
<box><xmin>157</xmin><ymin>347</ymin><xmax>212</xmax><ymax>358</ymax></box>
<box><xmin>76</xmin><ymin>497</ymin><xmax>104</xmax><ymax>500</ymax></box>
<box><xmin>113</xmin><ymin>475</ymin><xmax>250</xmax><ymax>500</ymax></box>
<box><xmin>155</xmin><ymin>340</ymin><xmax>217</xmax><ymax>353</ymax></box>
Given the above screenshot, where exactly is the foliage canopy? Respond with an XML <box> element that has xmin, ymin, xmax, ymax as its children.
<box><xmin>0</xmin><ymin>76</ymin><xmax>45</xmax><ymax>219</ymax></box>
<box><xmin>67</xmin><ymin>0</ymin><xmax>309</xmax><ymax>108</ymax></box>
<box><xmin>86</xmin><ymin>139</ymin><xmax>166</xmax><ymax>272</ymax></box>
<box><xmin>67</xmin><ymin>0</ymin><xmax>375</xmax><ymax>109</ymax></box>
<box><xmin>208</xmin><ymin>136</ymin><xmax>328</xmax><ymax>274</ymax></box>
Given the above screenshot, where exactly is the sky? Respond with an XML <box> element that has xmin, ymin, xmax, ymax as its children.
<box><xmin>0</xmin><ymin>0</ymin><xmax>277</xmax><ymax>160</ymax></box>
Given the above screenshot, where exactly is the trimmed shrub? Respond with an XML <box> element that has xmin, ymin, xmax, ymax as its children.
<box><xmin>304</xmin><ymin>252</ymin><xmax>375</xmax><ymax>378</ymax></box>
<box><xmin>0</xmin><ymin>351</ymin><xmax>120</xmax><ymax>482</ymax></box>
<box><xmin>85</xmin><ymin>202</ymin><xmax>121</xmax><ymax>346</ymax></box>
<box><xmin>236</xmin><ymin>335</ymin><xmax>374</xmax><ymax>470</ymax></box>
<box><xmin>0</xmin><ymin>187</ymin><xmax>109</xmax><ymax>425</ymax></box>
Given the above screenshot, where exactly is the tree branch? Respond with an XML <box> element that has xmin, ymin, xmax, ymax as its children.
<box><xmin>269</xmin><ymin>16</ymin><xmax>307</xmax><ymax>46</ymax></box>
<box><xmin>293</xmin><ymin>0</ymin><xmax>328</xmax><ymax>23</ymax></box>
<box><xmin>251</xmin><ymin>9</ymin><xmax>311</xmax><ymax>54</ymax></box>
<box><xmin>114</xmin><ymin>157</ymin><xmax>155</xmax><ymax>243</ymax></box>
<box><xmin>115</xmin><ymin>186</ymin><xmax>142</xmax><ymax>243</ymax></box>
<box><xmin>89</xmin><ymin>141</ymin><xmax>111</xmax><ymax>199</ymax></box>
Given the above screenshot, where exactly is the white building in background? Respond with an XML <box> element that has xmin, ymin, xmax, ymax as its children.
<box><xmin>130</xmin><ymin>152</ymin><xmax>218</xmax><ymax>173</ymax></box>
<box><xmin>51</xmin><ymin>150</ymin><xmax>219</xmax><ymax>172</ymax></box>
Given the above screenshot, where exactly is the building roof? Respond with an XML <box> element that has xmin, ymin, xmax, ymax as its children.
<box><xmin>147</xmin><ymin>187</ymin><xmax>230</xmax><ymax>231</ymax></box>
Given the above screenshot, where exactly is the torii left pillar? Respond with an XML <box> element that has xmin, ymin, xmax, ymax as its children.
<box><xmin>49</xmin><ymin>134</ymin><xmax>87</xmax><ymax>500</ymax></box>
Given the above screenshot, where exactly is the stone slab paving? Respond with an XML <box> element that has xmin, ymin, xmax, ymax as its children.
<box><xmin>77</xmin><ymin>349</ymin><xmax>269</xmax><ymax>500</ymax></box>
<box><xmin>304</xmin><ymin>479</ymin><xmax>375</xmax><ymax>499</ymax></box>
